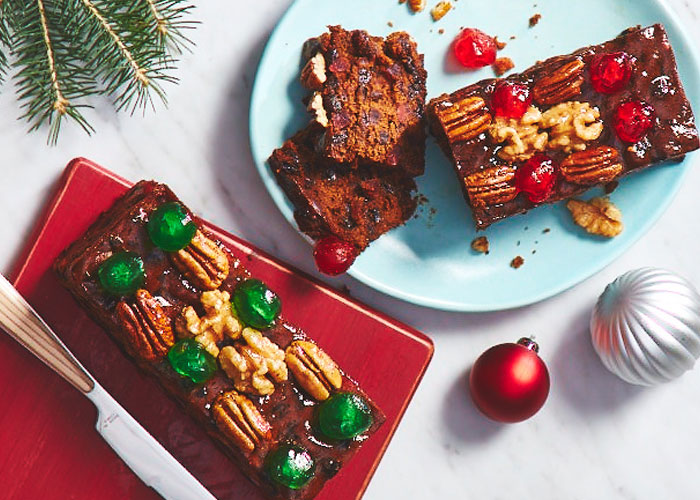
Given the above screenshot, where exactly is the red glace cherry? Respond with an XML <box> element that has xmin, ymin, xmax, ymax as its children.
<box><xmin>453</xmin><ymin>28</ymin><xmax>497</xmax><ymax>69</ymax></box>
<box><xmin>516</xmin><ymin>154</ymin><xmax>558</xmax><ymax>203</ymax></box>
<box><xmin>313</xmin><ymin>236</ymin><xmax>358</xmax><ymax>276</ymax></box>
<box><xmin>590</xmin><ymin>51</ymin><xmax>633</xmax><ymax>94</ymax></box>
<box><xmin>613</xmin><ymin>100</ymin><xmax>655</xmax><ymax>143</ymax></box>
<box><xmin>491</xmin><ymin>81</ymin><xmax>532</xmax><ymax>119</ymax></box>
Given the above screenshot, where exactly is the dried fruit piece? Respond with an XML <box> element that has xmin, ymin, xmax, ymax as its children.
<box><xmin>167</xmin><ymin>338</ymin><xmax>218</xmax><ymax>384</ymax></box>
<box><xmin>313</xmin><ymin>236</ymin><xmax>357</xmax><ymax>276</ymax></box>
<box><xmin>561</xmin><ymin>146</ymin><xmax>623</xmax><ymax>185</ymax></box>
<box><xmin>286</xmin><ymin>340</ymin><xmax>342</xmax><ymax>401</ymax></box>
<box><xmin>318</xmin><ymin>393</ymin><xmax>373</xmax><ymax>440</ymax></box>
<box><xmin>434</xmin><ymin>95</ymin><xmax>492</xmax><ymax>143</ymax></box>
<box><xmin>567</xmin><ymin>197</ymin><xmax>624</xmax><ymax>237</ymax></box>
<box><xmin>614</xmin><ymin>100</ymin><xmax>655</xmax><ymax>143</ymax></box>
<box><xmin>98</xmin><ymin>251</ymin><xmax>145</xmax><ymax>296</ymax></box>
<box><xmin>590</xmin><ymin>51</ymin><xmax>633</xmax><ymax>94</ymax></box>
<box><xmin>532</xmin><ymin>59</ymin><xmax>585</xmax><ymax>106</ymax></box>
<box><xmin>170</xmin><ymin>230</ymin><xmax>230</xmax><ymax>290</ymax></box>
<box><xmin>431</xmin><ymin>1</ymin><xmax>452</xmax><ymax>21</ymax></box>
<box><xmin>147</xmin><ymin>202</ymin><xmax>196</xmax><ymax>252</ymax></box>
<box><xmin>211</xmin><ymin>390</ymin><xmax>272</xmax><ymax>454</ymax></box>
<box><xmin>116</xmin><ymin>289</ymin><xmax>174</xmax><ymax>361</ymax></box>
<box><xmin>264</xmin><ymin>444</ymin><xmax>315</xmax><ymax>490</ymax></box>
<box><xmin>233</xmin><ymin>279</ymin><xmax>281</xmax><ymax>330</ymax></box>
<box><xmin>175</xmin><ymin>289</ymin><xmax>241</xmax><ymax>357</ymax></box>
<box><xmin>453</xmin><ymin>28</ymin><xmax>497</xmax><ymax>69</ymax></box>
<box><xmin>465</xmin><ymin>165</ymin><xmax>518</xmax><ymax>208</ymax></box>
<box><xmin>516</xmin><ymin>154</ymin><xmax>558</xmax><ymax>203</ymax></box>
<box><xmin>491</xmin><ymin>81</ymin><xmax>531</xmax><ymax>119</ymax></box>
<box><xmin>219</xmin><ymin>328</ymin><xmax>288</xmax><ymax>396</ymax></box>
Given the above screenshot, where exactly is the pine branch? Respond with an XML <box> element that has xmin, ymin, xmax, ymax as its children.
<box><xmin>0</xmin><ymin>0</ymin><xmax>196</xmax><ymax>143</ymax></box>
<box><xmin>8</xmin><ymin>0</ymin><xmax>96</xmax><ymax>144</ymax></box>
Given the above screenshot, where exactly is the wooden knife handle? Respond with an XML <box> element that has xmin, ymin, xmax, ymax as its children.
<box><xmin>0</xmin><ymin>275</ymin><xmax>94</xmax><ymax>393</ymax></box>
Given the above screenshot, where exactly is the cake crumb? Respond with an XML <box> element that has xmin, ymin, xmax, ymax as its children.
<box><xmin>494</xmin><ymin>37</ymin><xmax>507</xmax><ymax>50</ymax></box>
<box><xmin>511</xmin><ymin>256</ymin><xmax>525</xmax><ymax>269</ymax></box>
<box><xmin>529</xmin><ymin>13</ymin><xmax>542</xmax><ymax>27</ymax></box>
<box><xmin>438</xmin><ymin>28</ymin><xmax>445</xmax><ymax>34</ymax></box>
<box><xmin>492</xmin><ymin>57</ymin><xmax>515</xmax><ymax>76</ymax></box>
<box><xmin>471</xmin><ymin>236</ymin><xmax>490</xmax><ymax>254</ymax></box>
<box><xmin>542</xmin><ymin>228</ymin><xmax>551</xmax><ymax>234</ymax></box>
<box><xmin>510</xmin><ymin>35</ymin><xmax>516</xmax><ymax>40</ymax></box>
<box><xmin>388</xmin><ymin>21</ymin><xmax>394</xmax><ymax>27</ymax></box>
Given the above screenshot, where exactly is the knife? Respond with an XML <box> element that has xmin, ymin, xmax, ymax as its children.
<box><xmin>0</xmin><ymin>274</ymin><xmax>216</xmax><ymax>500</ymax></box>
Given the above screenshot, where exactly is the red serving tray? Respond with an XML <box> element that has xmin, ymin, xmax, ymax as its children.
<box><xmin>1</xmin><ymin>158</ymin><xmax>433</xmax><ymax>500</ymax></box>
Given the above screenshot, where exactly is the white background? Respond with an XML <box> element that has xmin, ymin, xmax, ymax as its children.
<box><xmin>1</xmin><ymin>1</ymin><xmax>699</xmax><ymax>499</ymax></box>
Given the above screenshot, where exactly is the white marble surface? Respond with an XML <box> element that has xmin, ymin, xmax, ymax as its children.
<box><xmin>1</xmin><ymin>1</ymin><xmax>700</xmax><ymax>499</ymax></box>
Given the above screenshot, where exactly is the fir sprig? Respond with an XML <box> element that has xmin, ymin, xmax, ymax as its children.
<box><xmin>0</xmin><ymin>0</ymin><xmax>196</xmax><ymax>144</ymax></box>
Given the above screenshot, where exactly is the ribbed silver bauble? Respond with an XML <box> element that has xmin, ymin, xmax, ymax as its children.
<box><xmin>590</xmin><ymin>268</ymin><xmax>700</xmax><ymax>386</ymax></box>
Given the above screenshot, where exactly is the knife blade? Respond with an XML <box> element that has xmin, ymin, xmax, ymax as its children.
<box><xmin>0</xmin><ymin>274</ymin><xmax>216</xmax><ymax>500</ymax></box>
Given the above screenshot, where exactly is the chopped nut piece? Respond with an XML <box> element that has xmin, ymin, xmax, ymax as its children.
<box><xmin>286</xmin><ymin>340</ymin><xmax>342</xmax><ymax>401</ymax></box>
<box><xmin>488</xmin><ymin>105</ymin><xmax>548</xmax><ymax>162</ymax></box>
<box><xmin>494</xmin><ymin>37</ymin><xmax>507</xmax><ymax>50</ymax></box>
<box><xmin>219</xmin><ymin>328</ymin><xmax>288</xmax><ymax>396</ymax></box>
<box><xmin>510</xmin><ymin>256</ymin><xmax>525</xmax><ymax>269</ymax></box>
<box><xmin>211</xmin><ymin>390</ymin><xmax>271</xmax><ymax>454</ymax></box>
<box><xmin>492</xmin><ymin>57</ymin><xmax>514</xmax><ymax>76</ymax></box>
<box><xmin>300</xmin><ymin>53</ymin><xmax>327</xmax><ymax>90</ymax></box>
<box><xmin>116</xmin><ymin>289</ymin><xmax>174</xmax><ymax>361</ymax></box>
<box><xmin>175</xmin><ymin>289</ymin><xmax>241</xmax><ymax>357</ymax></box>
<box><xmin>471</xmin><ymin>236</ymin><xmax>490</xmax><ymax>254</ymax></box>
<box><xmin>408</xmin><ymin>0</ymin><xmax>426</xmax><ymax>12</ymax></box>
<box><xmin>567</xmin><ymin>197</ymin><xmax>624</xmax><ymax>238</ymax></box>
<box><xmin>541</xmin><ymin>101</ymin><xmax>603</xmax><ymax>153</ymax></box>
<box><xmin>529</xmin><ymin>13</ymin><xmax>542</xmax><ymax>27</ymax></box>
<box><xmin>308</xmin><ymin>92</ymin><xmax>329</xmax><ymax>128</ymax></box>
<box><xmin>170</xmin><ymin>230</ymin><xmax>230</xmax><ymax>290</ymax></box>
<box><xmin>431</xmin><ymin>1</ymin><xmax>452</xmax><ymax>21</ymax></box>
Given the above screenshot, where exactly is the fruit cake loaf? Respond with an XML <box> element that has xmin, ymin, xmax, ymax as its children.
<box><xmin>54</xmin><ymin>181</ymin><xmax>385</xmax><ymax>500</ymax></box>
<box><xmin>427</xmin><ymin>24</ymin><xmax>699</xmax><ymax>229</ymax></box>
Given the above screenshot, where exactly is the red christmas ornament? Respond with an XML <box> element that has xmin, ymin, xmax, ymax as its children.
<box><xmin>313</xmin><ymin>236</ymin><xmax>357</xmax><ymax>276</ymax></box>
<box><xmin>469</xmin><ymin>338</ymin><xmax>550</xmax><ymax>423</ymax></box>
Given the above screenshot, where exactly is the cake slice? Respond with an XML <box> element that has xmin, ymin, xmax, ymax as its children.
<box><xmin>269</xmin><ymin>125</ymin><xmax>417</xmax><ymax>252</ymax></box>
<box><xmin>301</xmin><ymin>26</ymin><xmax>427</xmax><ymax>177</ymax></box>
<box><xmin>427</xmin><ymin>24</ymin><xmax>699</xmax><ymax>229</ymax></box>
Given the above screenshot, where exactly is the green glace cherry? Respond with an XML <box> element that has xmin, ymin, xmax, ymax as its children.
<box><xmin>264</xmin><ymin>444</ymin><xmax>315</xmax><ymax>490</ymax></box>
<box><xmin>167</xmin><ymin>339</ymin><xmax>217</xmax><ymax>384</ymax></box>
<box><xmin>232</xmin><ymin>279</ymin><xmax>281</xmax><ymax>329</ymax></box>
<box><xmin>147</xmin><ymin>202</ymin><xmax>197</xmax><ymax>252</ymax></box>
<box><xmin>98</xmin><ymin>251</ymin><xmax>145</xmax><ymax>296</ymax></box>
<box><xmin>318</xmin><ymin>392</ymin><xmax>373</xmax><ymax>440</ymax></box>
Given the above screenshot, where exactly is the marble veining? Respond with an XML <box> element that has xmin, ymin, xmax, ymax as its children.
<box><xmin>0</xmin><ymin>1</ymin><xmax>699</xmax><ymax>499</ymax></box>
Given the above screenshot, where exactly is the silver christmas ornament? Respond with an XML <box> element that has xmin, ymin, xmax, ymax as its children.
<box><xmin>590</xmin><ymin>267</ymin><xmax>700</xmax><ymax>386</ymax></box>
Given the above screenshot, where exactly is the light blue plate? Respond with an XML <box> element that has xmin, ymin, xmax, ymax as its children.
<box><xmin>249</xmin><ymin>0</ymin><xmax>700</xmax><ymax>311</ymax></box>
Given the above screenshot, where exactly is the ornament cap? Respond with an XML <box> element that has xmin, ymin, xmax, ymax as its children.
<box><xmin>517</xmin><ymin>337</ymin><xmax>539</xmax><ymax>353</ymax></box>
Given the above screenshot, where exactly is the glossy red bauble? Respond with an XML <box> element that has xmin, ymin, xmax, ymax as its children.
<box><xmin>515</xmin><ymin>154</ymin><xmax>558</xmax><ymax>203</ymax></box>
<box><xmin>469</xmin><ymin>338</ymin><xmax>550</xmax><ymax>423</ymax></box>
<box><xmin>613</xmin><ymin>100</ymin><xmax>655</xmax><ymax>143</ymax></box>
<box><xmin>491</xmin><ymin>81</ymin><xmax>532</xmax><ymax>119</ymax></box>
<box><xmin>453</xmin><ymin>28</ymin><xmax>497</xmax><ymax>69</ymax></box>
<box><xmin>313</xmin><ymin>236</ymin><xmax>358</xmax><ymax>276</ymax></box>
<box><xmin>590</xmin><ymin>51</ymin><xmax>633</xmax><ymax>94</ymax></box>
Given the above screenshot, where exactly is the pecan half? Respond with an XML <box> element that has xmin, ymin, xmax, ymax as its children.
<box><xmin>561</xmin><ymin>146</ymin><xmax>623</xmax><ymax>185</ymax></box>
<box><xmin>464</xmin><ymin>165</ymin><xmax>518</xmax><ymax>208</ymax></box>
<box><xmin>116</xmin><ymin>289</ymin><xmax>174</xmax><ymax>361</ymax></box>
<box><xmin>533</xmin><ymin>59</ymin><xmax>585</xmax><ymax>106</ymax></box>
<box><xmin>170</xmin><ymin>230</ymin><xmax>229</xmax><ymax>290</ymax></box>
<box><xmin>211</xmin><ymin>390</ymin><xmax>272</xmax><ymax>454</ymax></box>
<box><xmin>434</xmin><ymin>96</ymin><xmax>492</xmax><ymax>144</ymax></box>
<box><xmin>286</xmin><ymin>341</ymin><xmax>342</xmax><ymax>401</ymax></box>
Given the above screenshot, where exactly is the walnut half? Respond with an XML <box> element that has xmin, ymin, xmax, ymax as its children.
<box><xmin>566</xmin><ymin>197</ymin><xmax>623</xmax><ymax>238</ymax></box>
<box><xmin>175</xmin><ymin>289</ymin><xmax>241</xmax><ymax>357</ymax></box>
